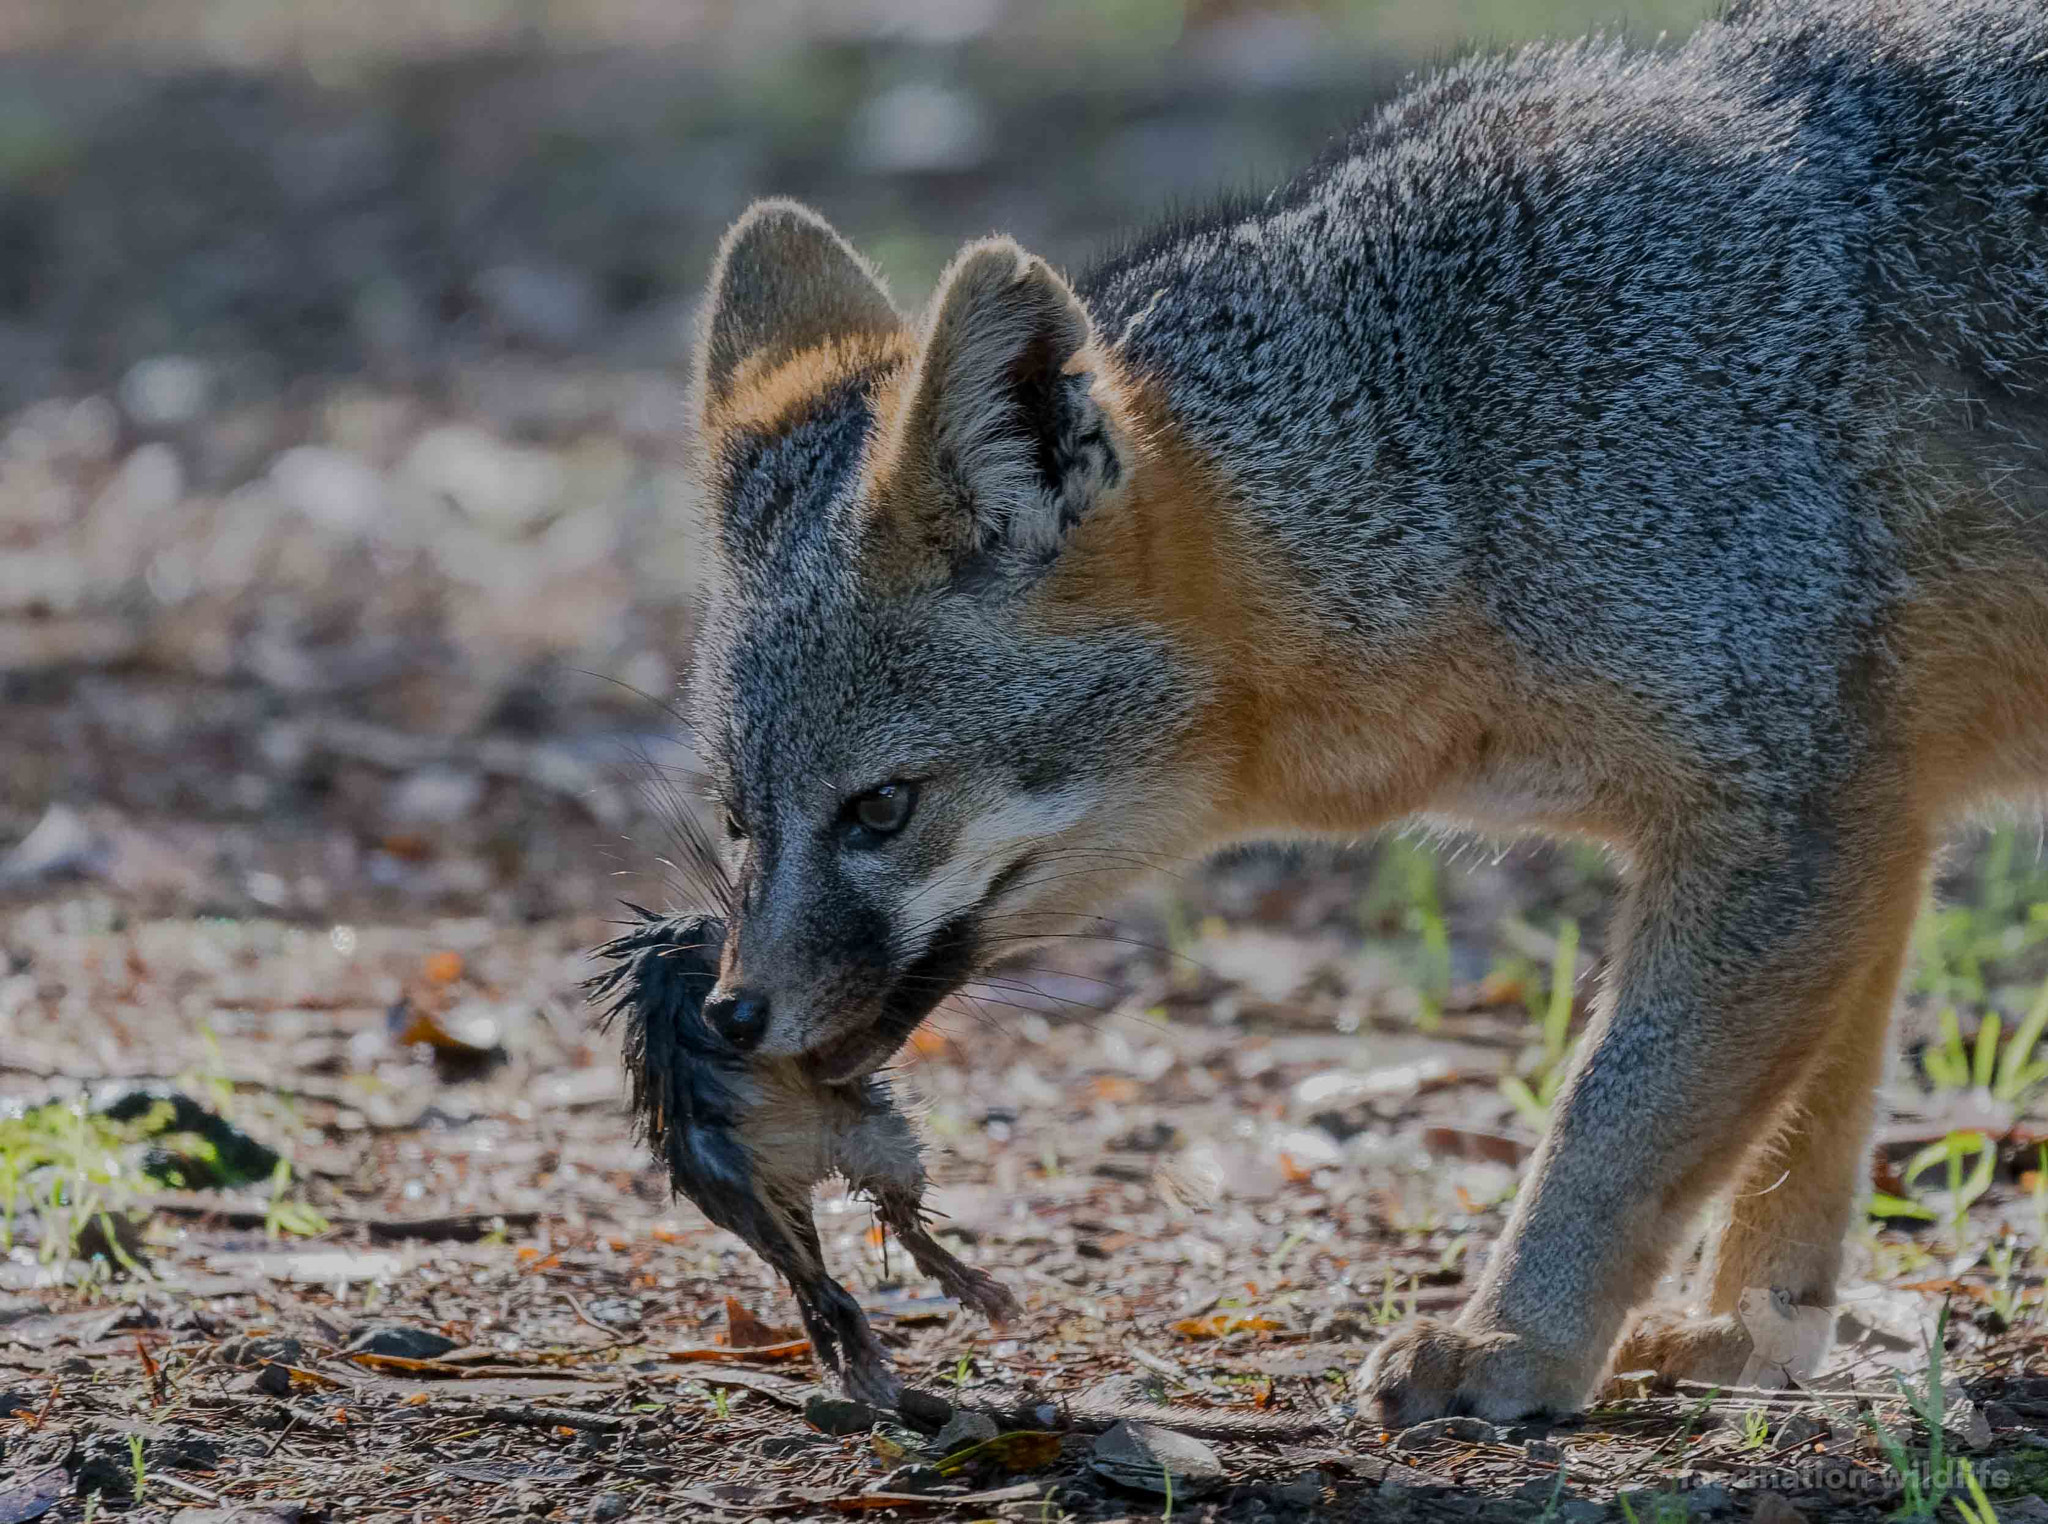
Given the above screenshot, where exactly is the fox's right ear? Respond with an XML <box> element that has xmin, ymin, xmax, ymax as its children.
<box><xmin>867</xmin><ymin>239</ymin><xmax>1120</xmax><ymax>587</ymax></box>
<box><xmin>693</xmin><ymin>199</ymin><xmax>901</xmax><ymax>418</ymax></box>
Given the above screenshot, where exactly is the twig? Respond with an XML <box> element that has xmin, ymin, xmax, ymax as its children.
<box><xmin>565</xmin><ymin>1289</ymin><xmax>645</xmax><ymax>1347</ymax></box>
<box><xmin>153</xmin><ymin>1474</ymin><xmax>224</xmax><ymax>1504</ymax></box>
<box><xmin>475</xmin><ymin>1403</ymin><xmax>629</xmax><ymax>1434</ymax></box>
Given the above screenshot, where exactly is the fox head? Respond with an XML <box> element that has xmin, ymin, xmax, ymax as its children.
<box><xmin>682</xmin><ymin>199</ymin><xmax>1226</xmax><ymax>1082</ymax></box>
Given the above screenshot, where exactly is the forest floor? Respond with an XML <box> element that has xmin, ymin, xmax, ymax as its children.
<box><xmin>3</xmin><ymin>814</ymin><xmax>2047</xmax><ymax>1524</ymax></box>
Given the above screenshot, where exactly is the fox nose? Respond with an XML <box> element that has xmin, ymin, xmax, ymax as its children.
<box><xmin>704</xmin><ymin>986</ymin><xmax>771</xmax><ymax>1051</ymax></box>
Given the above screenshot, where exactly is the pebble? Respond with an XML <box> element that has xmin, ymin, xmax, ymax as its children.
<box><xmin>119</xmin><ymin>355</ymin><xmax>214</xmax><ymax>427</ymax></box>
<box><xmin>1750</xmin><ymin>1495</ymin><xmax>1808</xmax><ymax>1524</ymax></box>
<box><xmin>250</xmin><ymin>1362</ymin><xmax>294</xmax><ymax>1397</ymax></box>
<box><xmin>215</xmin><ymin>1335</ymin><xmax>305</xmax><ymax>1368</ymax></box>
<box><xmin>895</xmin><ymin>1387</ymin><xmax>953</xmax><ymax>1429</ymax></box>
<box><xmin>270</xmin><ymin>445</ymin><xmax>388</xmax><ymax>535</ymax></box>
<box><xmin>346</xmin><ymin>1324</ymin><xmax>458</xmax><ymax>1360</ymax></box>
<box><xmin>1089</xmin><ymin>1419</ymin><xmax>1225</xmax><ymax>1495</ymax></box>
<box><xmin>1393</xmin><ymin>1415</ymin><xmax>1500</xmax><ymax>1449</ymax></box>
<box><xmin>930</xmin><ymin>1408</ymin><xmax>998</xmax><ymax>1454</ymax></box>
<box><xmin>851</xmin><ymin>82</ymin><xmax>990</xmax><ymax>174</ymax></box>
<box><xmin>804</xmin><ymin>1394</ymin><xmax>880</xmax><ymax>1436</ymax></box>
<box><xmin>389</xmin><ymin>766</ymin><xmax>486</xmax><ymax>825</ymax></box>
<box><xmin>758</xmin><ymin>1434</ymin><xmax>836</xmax><ymax>1459</ymax></box>
<box><xmin>0</xmin><ymin>803</ymin><xmax>104</xmax><ymax>885</ymax></box>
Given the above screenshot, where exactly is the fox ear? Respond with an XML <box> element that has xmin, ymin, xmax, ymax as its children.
<box><xmin>695</xmin><ymin>199</ymin><xmax>901</xmax><ymax>414</ymax></box>
<box><xmin>880</xmin><ymin>239</ymin><xmax>1120</xmax><ymax>579</ymax></box>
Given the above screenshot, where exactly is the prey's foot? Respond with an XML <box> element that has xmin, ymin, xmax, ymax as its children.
<box><xmin>898</xmin><ymin>1229</ymin><xmax>1020</xmax><ymax>1325</ymax></box>
<box><xmin>1358</xmin><ymin>1317</ymin><xmax>1590</xmax><ymax>1428</ymax></box>
<box><xmin>795</xmin><ymin>1275</ymin><xmax>902</xmax><ymax>1408</ymax></box>
<box><xmin>876</xmin><ymin>1193</ymin><xmax>1022</xmax><ymax>1326</ymax></box>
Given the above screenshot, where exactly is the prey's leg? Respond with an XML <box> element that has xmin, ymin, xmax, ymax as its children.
<box><xmin>874</xmin><ymin>1188</ymin><xmax>1021</xmax><ymax>1325</ymax></box>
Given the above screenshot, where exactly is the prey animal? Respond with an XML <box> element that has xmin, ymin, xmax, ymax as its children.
<box><xmin>587</xmin><ymin>908</ymin><xmax>1018</xmax><ymax>1403</ymax></box>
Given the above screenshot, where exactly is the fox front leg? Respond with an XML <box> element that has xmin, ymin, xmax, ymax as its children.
<box><xmin>1361</xmin><ymin>798</ymin><xmax>1930</xmax><ymax>1424</ymax></box>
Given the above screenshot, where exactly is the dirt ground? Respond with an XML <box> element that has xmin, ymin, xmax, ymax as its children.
<box><xmin>2</xmin><ymin>801</ymin><xmax>2046</xmax><ymax>1522</ymax></box>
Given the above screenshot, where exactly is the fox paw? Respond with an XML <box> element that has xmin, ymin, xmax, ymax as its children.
<box><xmin>1607</xmin><ymin>1307</ymin><xmax>1760</xmax><ymax>1394</ymax></box>
<box><xmin>1358</xmin><ymin>1317</ymin><xmax>1588</xmax><ymax>1429</ymax></box>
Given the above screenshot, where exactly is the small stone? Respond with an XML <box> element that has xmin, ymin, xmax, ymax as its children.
<box><xmin>1310</xmin><ymin>1302</ymin><xmax>1380</xmax><ymax>1342</ymax></box>
<box><xmin>474</xmin><ymin>264</ymin><xmax>599</xmax><ymax>349</ymax></box>
<box><xmin>389</xmin><ymin>767</ymin><xmax>485</xmax><ymax>825</ymax></box>
<box><xmin>895</xmin><ymin>1387</ymin><xmax>953</xmax><ymax>1430</ymax></box>
<box><xmin>270</xmin><ymin>445</ymin><xmax>387</xmax><ymax>535</ymax></box>
<box><xmin>1773</xmin><ymin>1413</ymin><xmax>1825</xmax><ymax>1448</ymax></box>
<box><xmin>1276</xmin><ymin>1470</ymin><xmax>1324</xmax><ymax>1505</ymax></box>
<box><xmin>346</xmin><ymin>1324</ymin><xmax>457</xmax><ymax>1360</ymax></box>
<box><xmin>1525</xmin><ymin>1439</ymin><xmax>1565</xmax><ymax>1464</ymax></box>
<box><xmin>1750</xmin><ymin>1495</ymin><xmax>1808</xmax><ymax>1524</ymax></box>
<box><xmin>873</xmin><ymin>1464</ymin><xmax>945</xmax><ymax>1495</ymax></box>
<box><xmin>1090</xmin><ymin>1419</ymin><xmax>1225</xmax><ymax>1496</ymax></box>
<box><xmin>804</xmin><ymin>1393</ymin><xmax>880</xmax><ymax>1436</ymax></box>
<box><xmin>588</xmin><ymin>1496</ymin><xmax>630</xmax><ymax>1521</ymax></box>
<box><xmin>1686</xmin><ymin>1484</ymin><xmax>1733</xmax><ymax>1514</ymax></box>
<box><xmin>119</xmin><ymin>355</ymin><xmax>214</xmax><ymax>427</ymax></box>
<box><xmin>72</xmin><ymin>1435</ymin><xmax>138</xmax><ymax>1498</ymax></box>
<box><xmin>930</xmin><ymin>1408</ymin><xmax>998</xmax><ymax>1454</ymax></box>
<box><xmin>759</xmin><ymin>1434</ymin><xmax>835</xmax><ymax>1459</ymax></box>
<box><xmin>851</xmin><ymin>83</ymin><xmax>990</xmax><ymax>174</ymax></box>
<box><xmin>148</xmin><ymin>1429</ymin><xmax>225</xmax><ymax>1470</ymax></box>
<box><xmin>1393</xmin><ymin>1415</ymin><xmax>1500</xmax><ymax>1450</ymax></box>
<box><xmin>251</xmin><ymin>1361</ymin><xmax>294</xmax><ymax>1397</ymax></box>
<box><xmin>1944</xmin><ymin>1396</ymin><xmax>1994</xmax><ymax>1452</ymax></box>
<box><xmin>216</xmin><ymin>1335</ymin><xmax>304</xmax><ymax>1368</ymax></box>
<box><xmin>401</xmin><ymin>424</ymin><xmax>561</xmax><ymax>535</ymax></box>
<box><xmin>0</xmin><ymin>803</ymin><xmax>105</xmax><ymax>885</ymax></box>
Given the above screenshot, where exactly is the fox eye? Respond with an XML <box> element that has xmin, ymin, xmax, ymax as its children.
<box><xmin>843</xmin><ymin>781</ymin><xmax>918</xmax><ymax>843</ymax></box>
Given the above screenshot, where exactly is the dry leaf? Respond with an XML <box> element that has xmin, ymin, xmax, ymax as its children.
<box><xmin>424</xmin><ymin>950</ymin><xmax>464</xmax><ymax>983</ymax></box>
<box><xmin>932</xmin><ymin>1430</ymin><xmax>1064</xmax><ymax>1477</ymax></box>
<box><xmin>663</xmin><ymin>1340</ymin><xmax>812</xmax><ymax>1363</ymax></box>
<box><xmin>1170</xmin><ymin>1313</ymin><xmax>1281</xmax><ymax>1339</ymax></box>
<box><xmin>723</xmin><ymin>1297</ymin><xmax>799</xmax><ymax>1349</ymax></box>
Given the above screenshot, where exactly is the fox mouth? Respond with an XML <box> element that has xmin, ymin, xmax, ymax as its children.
<box><xmin>804</xmin><ymin>908</ymin><xmax>983</xmax><ymax>1085</ymax></box>
<box><xmin>801</xmin><ymin>854</ymin><xmax>1038</xmax><ymax>1086</ymax></box>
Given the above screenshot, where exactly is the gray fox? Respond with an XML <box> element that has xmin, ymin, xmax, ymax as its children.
<box><xmin>678</xmin><ymin>0</ymin><xmax>2048</xmax><ymax>1422</ymax></box>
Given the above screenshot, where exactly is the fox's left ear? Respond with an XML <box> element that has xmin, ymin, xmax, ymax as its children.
<box><xmin>875</xmin><ymin>239</ymin><xmax>1120</xmax><ymax>580</ymax></box>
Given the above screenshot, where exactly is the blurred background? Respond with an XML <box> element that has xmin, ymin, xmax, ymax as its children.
<box><xmin>0</xmin><ymin>0</ymin><xmax>1714</xmax><ymax>928</ymax></box>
